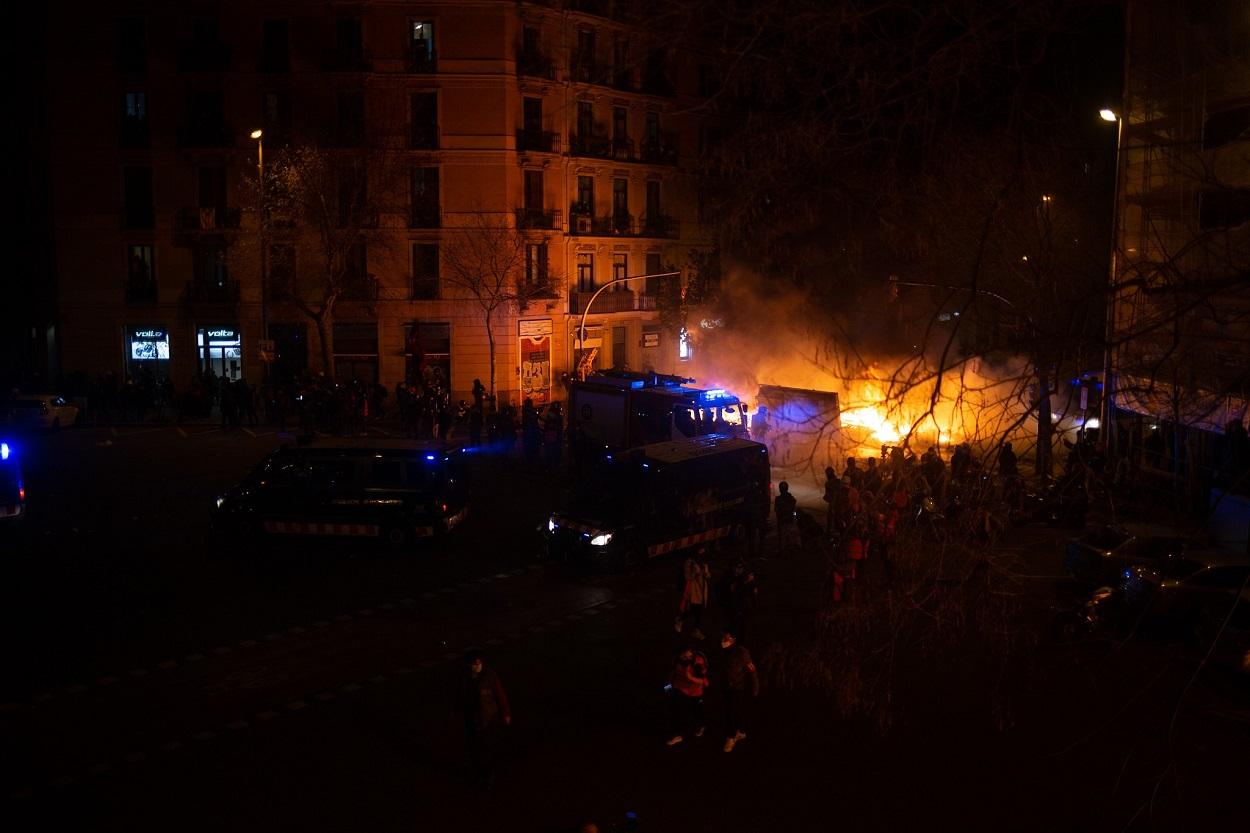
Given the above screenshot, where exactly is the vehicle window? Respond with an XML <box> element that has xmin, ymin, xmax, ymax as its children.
<box><xmin>306</xmin><ymin>461</ymin><xmax>354</xmax><ymax>489</ymax></box>
<box><xmin>369</xmin><ymin>460</ymin><xmax>403</xmax><ymax>488</ymax></box>
<box><xmin>404</xmin><ymin>462</ymin><xmax>435</xmax><ymax>490</ymax></box>
<box><xmin>1186</xmin><ymin>567</ymin><xmax>1250</xmax><ymax>590</ymax></box>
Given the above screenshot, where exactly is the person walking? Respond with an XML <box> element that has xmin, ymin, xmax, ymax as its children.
<box><xmin>676</xmin><ymin>556</ymin><xmax>711</xmax><ymax>640</ymax></box>
<box><xmin>664</xmin><ymin>647</ymin><xmax>710</xmax><ymax>746</ymax></box>
<box><xmin>456</xmin><ymin>651</ymin><xmax>511</xmax><ymax>789</ymax></box>
<box><xmin>719</xmin><ymin>630</ymin><xmax>760</xmax><ymax>752</ymax></box>
<box><xmin>774</xmin><ymin>481</ymin><xmax>798</xmax><ymax>558</ymax></box>
<box><xmin>719</xmin><ymin>561</ymin><xmax>759</xmax><ymax>641</ymax></box>
<box><xmin>822</xmin><ymin>467</ymin><xmax>841</xmax><ymax>535</ymax></box>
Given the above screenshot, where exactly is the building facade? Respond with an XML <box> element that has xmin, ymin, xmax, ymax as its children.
<box><xmin>1109</xmin><ymin>0</ymin><xmax>1250</xmax><ymax>497</ymax></box>
<box><xmin>47</xmin><ymin>0</ymin><xmax>713</xmax><ymax>404</ymax></box>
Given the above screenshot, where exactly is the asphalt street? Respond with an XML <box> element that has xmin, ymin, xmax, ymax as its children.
<box><xmin>2</xmin><ymin>425</ymin><xmax>1246</xmax><ymax>832</ymax></box>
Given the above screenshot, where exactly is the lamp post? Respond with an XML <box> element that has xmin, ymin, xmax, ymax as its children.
<box><xmin>575</xmin><ymin>271</ymin><xmax>680</xmax><ymax>380</ymax></box>
<box><xmin>250</xmin><ymin>129</ymin><xmax>271</xmax><ymax>402</ymax></box>
<box><xmin>1099</xmin><ymin>109</ymin><xmax>1124</xmax><ymax>455</ymax></box>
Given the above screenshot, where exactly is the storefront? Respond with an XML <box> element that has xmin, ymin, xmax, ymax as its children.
<box><xmin>124</xmin><ymin>326</ymin><xmax>171</xmax><ymax>380</ymax></box>
<box><xmin>519</xmin><ymin>319</ymin><xmax>552</xmax><ymax>405</ymax></box>
<box><xmin>197</xmin><ymin>325</ymin><xmax>243</xmax><ymax>381</ymax></box>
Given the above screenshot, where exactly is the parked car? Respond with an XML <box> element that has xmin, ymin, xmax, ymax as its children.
<box><xmin>0</xmin><ymin>394</ymin><xmax>80</xmax><ymax>431</ymax></box>
<box><xmin>1121</xmin><ymin>550</ymin><xmax>1250</xmax><ymax>640</ymax></box>
<box><xmin>1063</xmin><ymin>523</ymin><xmax>1189</xmax><ymax>587</ymax></box>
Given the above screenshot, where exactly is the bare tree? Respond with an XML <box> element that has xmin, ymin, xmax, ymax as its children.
<box><xmin>441</xmin><ymin>211</ymin><xmax>558</xmax><ymax>399</ymax></box>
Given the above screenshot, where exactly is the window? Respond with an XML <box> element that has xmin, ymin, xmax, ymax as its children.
<box><xmin>613</xmin><ymin>35</ymin><xmax>630</xmax><ymax>87</ymax></box>
<box><xmin>575</xmin><ymin>29</ymin><xmax>596</xmax><ymax>81</ymax></box>
<box><xmin>344</xmin><ymin>239</ymin><xmax>368</xmax><ymax>283</ymax></box>
<box><xmin>613</xmin><ymin>106</ymin><xmax>628</xmax><ymax>141</ymax></box>
<box><xmin>645</xmin><ymin>111</ymin><xmax>660</xmax><ymax>145</ymax></box>
<box><xmin>262</xmin><ymin>92</ymin><xmax>292</xmax><ymax>146</ymax></box>
<box><xmin>577</xmin><ymin>253</ymin><xmax>595</xmax><ymax>292</ymax></box>
<box><xmin>524</xmin><ymin>170</ymin><xmax>544</xmax><ymax>212</ymax></box>
<box><xmin>369</xmin><ymin>460</ymin><xmax>404</xmax><ymax>489</ymax></box>
<box><xmin>612</xmin><ymin>252</ymin><xmax>628</xmax><ymax>290</ymax></box>
<box><xmin>336</xmin><ymin>18</ymin><xmax>364</xmax><ymax>60</ymax></box>
<box><xmin>410</xmin><ymin>21</ymin><xmax>436</xmax><ymax>71</ymax></box>
<box><xmin>121</xmin><ymin>92</ymin><xmax>148</xmax><ymax>147</ymax></box>
<box><xmin>525</xmin><ymin>243</ymin><xmax>549</xmax><ymax>289</ymax></box>
<box><xmin>269</xmin><ymin>244</ymin><xmax>295</xmax><ymax>295</ymax></box>
<box><xmin>576</xmin><ymin>175</ymin><xmax>594</xmax><ymax>212</ymax></box>
<box><xmin>118</xmin><ymin>18</ymin><xmax>147</xmax><ymax>73</ymax></box>
<box><xmin>645</xmin><ymin>251</ymin><xmax>662</xmax><ymax>294</ymax></box>
<box><xmin>185</xmin><ymin>90</ymin><xmax>226</xmax><ymax>145</ymax></box>
<box><xmin>612</xmin><ymin>326</ymin><xmax>628</xmax><ymax>370</ymax></box>
<box><xmin>678</xmin><ymin>326</ymin><xmax>692</xmax><ymax>360</ymax></box>
<box><xmin>261</xmin><ymin>19</ymin><xmax>290</xmax><ymax>71</ymax></box>
<box><xmin>613</xmin><ymin>177</ymin><xmax>629</xmax><ymax>221</ymax></box>
<box><xmin>336</xmin><ymin>91</ymin><xmax>365</xmax><ymax>146</ymax></box>
<box><xmin>577</xmin><ymin>101</ymin><xmax>594</xmax><ymax>139</ymax></box>
<box><xmin>410</xmin><ymin>91</ymin><xmax>438</xmax><ymax>149</ymax></box>
<box><xmin>404</xmin><ymin>321</ymin><xmax>451</xmax><ymax>388</ymax></box>
<box><xmin>123</xmin><ymin>167</ymin><xmax>153</xmax><ymax>229</ymax></box>
<box><xmin>333</xmin><ymin>323</ymin><xmax>378</xmax><ymax>354</ymax></box>
<box><xmin>411</xmin><ymin>243</ymin><xmax>439</xmax><ymax>300</ymax></box>
<box><xmin>126</xmin><ymin>244</ymin><xmax>156</xmax><ymax>302</ymax></box>
<box><xmin>646</xmin><ymin>180</ymin><xmax>661</xmax><ymax>219</ymax></box>
<box><xmin>410</xmin><ymin>167</ymin><xmax>440</xmax><ymax>227</ymax></box>
<box><xmin>523</xmin><ymin>96</ymin><xmax>542</xmax><ymax>133</ymax></box>
<box><xmin>198</xmin><ymin>166</ymin><xmax>227</xmax><ymax>213</ymax></box>
<box><xmin>194</xmin><ymin>245</ymin><xmax>229</xmax><ymax>294</ymax></box>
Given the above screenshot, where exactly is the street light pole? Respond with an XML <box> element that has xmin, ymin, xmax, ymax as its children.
<box><xmin>250</xmin><ymin>130</ymin><xmax>270</xmax><ymax>401</ymax></box>
<box><xmin>1099</xmin><ymin>109</ymin><xmax>1124</xmax><ymax>455</ymax></box>
<box><xmin>575</xmin><ymin>271</ymin><xmax>680</xmax><ymax>380</ymax></box>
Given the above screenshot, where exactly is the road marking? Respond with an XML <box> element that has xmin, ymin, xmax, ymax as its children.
<box><xmin>243</xmin><ymin>428</ymin><xmax>256</xmax><ymax>437</ymax></box>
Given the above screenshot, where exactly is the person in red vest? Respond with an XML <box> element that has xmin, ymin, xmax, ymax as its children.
<box><xmin>664</xmin><ymin>647</ymin><xmax>710</xmax><ymax>746</ymax></box>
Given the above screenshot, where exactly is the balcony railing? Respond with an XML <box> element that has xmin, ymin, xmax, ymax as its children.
<box><xmin>407</xmin><ymin>47</ymin><xmax>437</xmax><ymax>74</ymax></box>
<box><xmin>610</xmin><ymin>137</ymin><xmax>635</xmax><ymax>161</ymax></box>
<box><xmin>569</xmin><ymin>131</ymin><xmax>611</xmax><ymax>159</ymax></box>
<box><xmin>409</xmin><ymin>208</ymin><xmax>441</xmax><ymax>229</ymax></box>
<box><xmin>124</xmin><ymin>281</ymin><xmax>158</xmax><ymax>305</ymax></box>
<box><xmin>175</xmin><ymin>206</ymin><xmax>242</xmax><ymax>232</ymax></box>
<box><xmin>516</xmin><ymin>128</ymin><xmax>559</xmax><ymax>153</ymax></box>
<box><xmin>177</xmin><ymin>41</ymin><xmax>232</xmax><ymax>72</ymax></box>
<box><xmin>568</xmin><ymin>289</ymin><xmax>656</xmax><ymax>315</ymax></box>
<box><xmin>570</xmin><ymin>59</ymin><xmax>598</xmax><ymax>83</ymax></box>
<box><xmin>640</xmin><ymin>135</ymin><xmax>678</xmax><ymax>165</ymax></box>
<box><xmin>517</xmin><ymin>48</ymin><xmax>555</xmax><ymax>79</ymax></box>
<box><xmin>569</xmin><ymin>210</ymin><xmax>635</xmax><ymax>236</ymax></box>
<box><xmin>640</xmin><ymin>213</ymin><xmax>679</xmax><ymax>238</ymax></box>
<box><xmin>184</xmin><ymin>278</ymin><xmax>240</xmax><ymax>305</ymax></box>
<box><xmin>322</xmin><ymin>47</ymin><xmax>373</xmax><ymax>73</ymax></box>
<box><xmin>339</xmin><ymin>273</ymin><xmax>380</xmax><ymax>302</ymax></box>
<box><xmin>514</xmin><ymin>208</ymin><xmax>563</xmax><ymax>230</ymax></box>
<box><xmin>177</xmin><ymin>121</ymin><xmax>235</xmax><ymax>148</ymax></box>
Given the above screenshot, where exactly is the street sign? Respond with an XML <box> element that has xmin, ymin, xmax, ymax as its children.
<box><xmin>642</xmin><ymin>332</ymin><xmax>660</xmax><ymax>348</ymax></box>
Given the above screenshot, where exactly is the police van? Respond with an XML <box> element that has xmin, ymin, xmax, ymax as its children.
<box><xmin>212</xmin><ymin>440</ymin><xmax>468</xmax><ymax>548</ymax></box>
<box><xmin>546</xmin><ymin>434</ymin><xmax>770</xmax><ymax>566</ymax></box>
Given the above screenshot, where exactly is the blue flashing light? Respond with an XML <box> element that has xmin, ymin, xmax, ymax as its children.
<box><xmin>0</xmin><ymin>442</ymin><xmax>9</xmax><ymax>460</ymax></box>
<box><xmin>425</xmin><ymin>453</ymin><xmax>436</xmax><ymax>461</ymax></box>
<box><xmin>703</xmin><ymin>388</ymin><xmax>727</xmax><ymax>400</ymax></box>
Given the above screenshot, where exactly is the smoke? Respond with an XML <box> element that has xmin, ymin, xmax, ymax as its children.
<box><xmin>683</xmin><ymin>265</ymin><xmax>1038</xmax><ymax>464</ymax></box>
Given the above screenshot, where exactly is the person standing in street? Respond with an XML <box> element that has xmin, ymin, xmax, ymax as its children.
<box><xmin>456</xmin><ymin>651</ymin><xmax>511</xmax><ymax>789</ymax></box>
<box><xmin>719</xmin><ymin>630</ymin><xmax>760</xmax><ymax>752</ymax></box>
<box><xmin>664</xmin><ymin>647</ymin><xmax>709</xmax><ymax>746</ymax></box>
<box><xmin>774</xmin><ymin>481</ymin><xmax>798</xmax><ymax>558</ymax></box>
<box><xmin>676</xmin><ymin>556</ymin><xmax>711</xmax><ymax>640</ymax></box>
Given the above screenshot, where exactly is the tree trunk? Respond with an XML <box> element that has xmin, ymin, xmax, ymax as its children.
<box><xmin>1035</xmin><ymin>368</ymin><xmax>1053</xmax><ymax>479</ymax></box>
<box><xmin>484</xmin><ymin>308</ymin><xmax>497</xmax><ymax>402</ymax></box>
<box><xmin>315</xmin><ymin>312</ymin><xmax>333</xmax><ymax>379</ymax></box>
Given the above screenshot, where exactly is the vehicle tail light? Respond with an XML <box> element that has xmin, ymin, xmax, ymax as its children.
<box><xmin>19</xmin><ymin>486</ymin><xmax>25</xmax><ymax>501</ymax></box>
<box><xmin>442</xmin><ymin>503</ymin><xmax>448</xmax><ymax>513</ymax></box>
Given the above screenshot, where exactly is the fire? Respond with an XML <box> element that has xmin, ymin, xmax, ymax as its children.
<box><xmin>841</xmin><ymin>406</ymin><xmax>902</xmax><ymax>444</ymax></box>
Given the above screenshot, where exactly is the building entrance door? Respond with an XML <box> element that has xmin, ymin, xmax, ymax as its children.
<box><xmin>197</xmin><ymin>326</ymin><xmax>243</xmax><ymax>381</ymax></box>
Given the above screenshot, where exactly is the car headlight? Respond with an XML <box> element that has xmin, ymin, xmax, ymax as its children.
<box><xmin>547</xmin><ymin>517</ymin><xmax>557</xmax><ymax>533</ymax></box>
<box><xmin>215</xmin><ymin>496</ymin><xmax>226</xmax><ymax>509</ymax></box>
<box><xmin>589</xmin><ymin>533</ymin><xmax>613</xmax><ymax>546</ymax></box>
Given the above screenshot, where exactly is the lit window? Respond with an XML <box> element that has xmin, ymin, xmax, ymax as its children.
<box><xmin>678</xmin><ymin>327</ymin><xmax>692</xmax><ymax>360</ymax></box>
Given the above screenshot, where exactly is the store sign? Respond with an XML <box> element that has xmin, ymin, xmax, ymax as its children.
<box><xmin>642</xmin><ymin>331</ymin><xmax>660</xmax><ymax>349</ymax></box>
<box><xmin>207</xmin><ymin>328</ymin><xmax>237</xmax><ymax>340</ymax></box>
<box><xmin>133</xmin><ymin>330</ymin><xmax>165</xmax><ymax>339</ymax></box>
<box><xmin>519</xmin><ymin>318</ymin><xmax>553</xmax><ymax>339</ymax></box>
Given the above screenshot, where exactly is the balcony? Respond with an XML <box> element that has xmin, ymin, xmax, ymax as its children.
<box><xmin>516</xmin><ymin>128</ymin><xmax>559</xmax><ymax>153</ymax></box>
<box><xmin>569</xmin><ymin>210</ymin><xmax>635</xmax><ymax>236</ymax></box>
<box><xmin>177</xmin><ymin>40</ymin><xmax>232</xmax><ymax>73</ymax></box>
<box><xmin>407</xmin><ymin>47</ymin><xmax>437</xmax><ymax>74</ymax></box>
<box><xmin>569</xmin><ymin>131</ymin><xmax>611</xmax><ymax>159</ymax></box>
<box><xmin>517</xmin><ymin>48</ymin><xmax>555</xmax><ymax>80</ymax></box>
<box><xmin>568</xmin><ymin>289</ymin><xmax>656</xmax><ymax>315</ymax></box>
<box><xmin>124</xmin><ymin>281</ymin><xmax>158</xmax><ymax>305</ymax></box>
<box><xmin>640</xmin><ymin>213</ymin><xmax>679</xmax><ymax>238</ymax></box>
<box><xmin>409</xmin><ymin>208</ymin><xmax>441</xmax><ymax>229</ymax></box>
<box><xmin>322</xmin><ymin>47</ymin><xmax>373</xmax><ymax>73</ymax></box>
<box><xmin>640</xmin><ymin>135</ymin><xmax>678</xmax><ymax>165</ymax></box>
<box><xmin>177</xmin><ymin>121</ymin><xmax>235</xmax><ymax>148</ymax></box>
<box><xmin>184</xmin><ymin>277</ymin><xmax>240</xmax><ymax>306</ymax></box>
<box><xmin>174</xmin><ymin>206</ymin><xmax>242</xmax><ymax>233</ymax></box>
<box><xmin>570</xmin><ymin>59</ymin><xmax>598</xmax><ymax>84</ymax></box>
<box><xmin>610</xmin><ymin>137</ymin><xmax>635</xmax><ymax>162</ymax></box>
<box><xmin>514</xmin><ymin>208</ymin><xmax>563</xmax><ymax>230</ymax></box>
<box><xmin>339</xmin><ymin>273</ymin><xmax>380</xmax><ymax>302</ymax></box>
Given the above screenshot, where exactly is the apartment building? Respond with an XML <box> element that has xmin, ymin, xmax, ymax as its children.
<box><xmin>1108</xmin><ymin>0</ymin><xmax>1250</xmax><ymax>489</ymax></box>
<box><xmin>47</xmin><ymin>0</ymin><xmax>713</xmax><ymax>404</ymax></box>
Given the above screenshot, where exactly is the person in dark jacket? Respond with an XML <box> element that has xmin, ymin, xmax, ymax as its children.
<box><xmin>456</xmin><ymin>651</ymin><xmax>511</xmax><ymax>788</ymax></box>
<box><xmin>774</xmin><ymin>481</ymin><xmax>798</xmax><ymax>557</ymax></box>
<box><xmin>719</xmin><ymin>630</ymin><xmax>760</xmax><ymax>752</ymax></box>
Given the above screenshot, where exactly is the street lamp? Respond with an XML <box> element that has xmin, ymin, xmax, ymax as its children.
<box><xmin>1099</xmin><ymin>108</ymin><xmax>1124</xmax><ymax>454</ymax></box>
<box><xmin>574</xmin><ymin>270</ymin><xmax>680</xmax><ymax>380</ymax></box>
<box><xmin>251</xmin><ymin>129</ymin><xmax>270</xmax><ymax>399</ymax></box>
